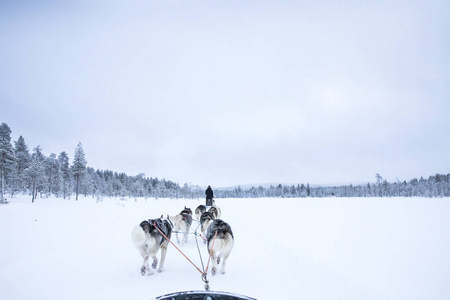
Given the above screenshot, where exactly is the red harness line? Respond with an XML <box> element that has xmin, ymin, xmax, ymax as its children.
<box><xmin>198</xmin><ymin>233</ymin><xmax>207</xmax><ymax>242</ymax></box>
<box><xmin>152</xmin><ymin>222</ymin><xmax>217</xmax><ymax>275</ymax></box>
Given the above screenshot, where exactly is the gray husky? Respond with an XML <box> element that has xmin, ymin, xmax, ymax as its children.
<box><xmin>131</xmin><ymin>216</ymin><xmax>173</xmax><ymax>275</ymax></box>
<box><xmin>199</xmin><ymin>211</ymin><xmax>215</xmax><ymax>238</ymax></box>
<box><xmin>168</xmin><ymin>210</ymin><xmax>193</xmax><ymax>246</ymax></box>
<box><xmin>208</xmin><ymin>206</ymin><xmax>221</xmax><ymax>219</ymax></box>
<box><xmin>195</xmin><ymin>205</ymin><xmax>206</xmax><ymax>220</ymax></box>
<box><xmin>206</xmin><ymin>219</ymin><xmax>234</xmax><ymax>276</ymax></box>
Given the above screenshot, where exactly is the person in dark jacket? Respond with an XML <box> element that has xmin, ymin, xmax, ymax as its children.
<box><xmin>205</xmin><ymin>185</ymin><xmax>214</xmax><ymax>207</ymax></box>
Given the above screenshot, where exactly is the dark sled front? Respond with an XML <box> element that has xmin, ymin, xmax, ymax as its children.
<box><xmin>154</xmin><ymin>290</ymin><xmax>256</xmax><ymax>300</ymax></box>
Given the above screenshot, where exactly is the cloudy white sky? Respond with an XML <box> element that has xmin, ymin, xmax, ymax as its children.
<box><xmin>1</xmin><ymin>0</ymin><xmax>449</xmax><ymax>188</ymax></box>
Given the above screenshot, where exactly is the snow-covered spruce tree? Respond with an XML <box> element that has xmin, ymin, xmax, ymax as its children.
<box><xmin>72</xmin><ymin>142</ymin><xmax>87</xmax><ymax>201</ymax></box>
<box><xmin>0</xmin><ymin>123</ymin><xmax>16</xmax><ymax>203</ymax></box>
<box><xmin>45</xmin><ymin>153</ymin><xmax>61</xmax><ymax>197</ymax></box>
<box><xmin>26</xmin><ymin>146</ymin><xmax>46</xmax><ymax>203</ymax></box>
<box><xmin>7</xmin><ymin>161</ymin><xmax>19</xmax><ymax>197</ymax></box>
<box><xmin>14</xmin><ymin>136</ymin><xmax>31</xmax><ymax>194</ymax></box>
<box><xmin>58</xmin><ymin>151</ymin><xmax>71</xmax><ymax>199</ymax></box>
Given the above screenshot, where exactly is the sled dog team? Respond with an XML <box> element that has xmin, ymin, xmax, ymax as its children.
<box><xmin>131</xmin><ymin>204</ymin><xmax>233</xmax><ymax>277</ymax></box>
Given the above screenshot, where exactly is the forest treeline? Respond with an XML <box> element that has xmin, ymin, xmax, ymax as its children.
<box><xmin>1</xmin><ymin>122</ymin><xmax>449</xmax><ymax>203</ymax></box>
<box><xmin>214</xmin><ymin>173</ymin><xmax>450</xmax><ymax>198</ymax></box>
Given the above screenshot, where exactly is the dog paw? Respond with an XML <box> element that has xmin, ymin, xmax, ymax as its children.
<box><xmin>221</xmin><ymin>269</ymin><xmax>226</xmax><ymax>275</ymax></box>
<box><xmin>140</xmin><ymin>266</ymin><xmax>146</xmax><ymax>276</ymax></box>
<box><xmin>158</xmin><ymin>268</ymin><xmax>164</xmax><ymax>273</ymax></box>
<box><xmin>211</xmin><ymin>267</ymin><xmax>217</xmax><ymax>276</ymax></box>
<box><xmin>152</xmin><ymin>259</ymin><xmax>158</xmax><ymax>269</ymax></box>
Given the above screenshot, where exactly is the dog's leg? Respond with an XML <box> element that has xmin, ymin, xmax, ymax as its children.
<box><xmin>158</xmin><ymin>246</ymin><xmax>168</xmax><ymax>273</ymax></box>
<box><xmin>151</xmin><ymin>255</ymin><xmax>158</xmax><ymax>269</ymax></box>
<box><xmin>219</xmin><ymin>238</ymin><xmax>233</xmax><ymax>275</ymax></box>
<box><xmin>201</xmin><ymin>227</ymin><xmax>207</xmax><ymax>244</ymax></box>
<box><xmin>145</xmin><ymin>256</ymin><xmax>154</xmax><ymax>275</ymax></box>
<box><xmin>180</xmin><ymin>222</ymin><xmax>188</xmax><ymax>246</ymax></box>
<box><xmin>139</xmin><ymin>247</ymin><xmax>151</xmax><ymax>276</ymax></box>
<box><xmin>210</xmin><ymin>251</ymin><xmax>217</xmax><ymax>276</ymax></box>
<box><xmin>140</xmin><ymin>256</ymin><xmax>148</xmax><ymax>276</ymax></box>
<box><xmin>176</xmin><ymin>225</ymin><xmax>180</xmax><ymax>244</ymax></box>
<box><xmin>184</xmin><ymin>227</ymin><xmax>189</xmax><ymax>244</ymax></box>
<box><xmin>220</xmin><ymin>253</ymin><xmax>230</xmax><ymax>274</ymax></box>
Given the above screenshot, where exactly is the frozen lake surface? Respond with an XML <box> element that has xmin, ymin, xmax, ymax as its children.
<box><xmin>1</xmin><ymin>195</ymin><xmax>449</xmax><ymax>300</ymax></box>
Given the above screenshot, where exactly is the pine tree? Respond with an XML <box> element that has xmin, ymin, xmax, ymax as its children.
<box><xmin>14</xmin><ymin>136</ymin><xmax>31</xmax><ymax>193</ymax></box>
<box><xmin>26</xmin><ymin>146</ymin><xmax>46</xmax><ymax>203</ymax></box>
<box><xmin>7</xmin><ymin>161</ymin><xmax>19</xmax><ymax>197</ymax></box>
<box><xmin>45</xmin><ymin>153</ymin><xmax>62</xmax><ymax>197</ymax></box>
<box><xmin>0</xmin><ymin>123</ymin><xmax>16</xmax><ymax>203</ymax></box>
<box><xmin>72</xmin><ymin>142</ymin><xmax>87</xmax><ymax>201</ymax></box>
<box><xmin>58</xmin><ymin>151</ymin><xmax>71</xmax><ymax>199</ymax></box>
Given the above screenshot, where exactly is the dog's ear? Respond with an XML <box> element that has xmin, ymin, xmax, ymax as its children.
<box><xmin>160</xmin><ymin>214</ymin><xmax>163</xmax><ymax>219</ymax></box>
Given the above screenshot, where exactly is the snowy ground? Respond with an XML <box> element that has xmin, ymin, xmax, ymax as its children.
<box><xmin>1</xmin><ymin>195</ymin><xmax>449</xmax><ymax>300</ymax></box>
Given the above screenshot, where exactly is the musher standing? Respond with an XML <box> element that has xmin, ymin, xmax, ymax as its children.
<box><xmin>205</xmin><ymin>185</ymin><xmax>214</xmax><ymax>207</ymax></box>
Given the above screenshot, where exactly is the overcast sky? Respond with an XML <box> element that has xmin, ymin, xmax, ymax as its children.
<box><xmin>1</xmin><ymin>0</ymin><xmax>449</xmax><ymax>188</ymax></box>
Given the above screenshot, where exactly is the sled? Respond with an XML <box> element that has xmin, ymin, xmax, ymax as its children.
<box><xmin>206</xmin><ymin>198</ymin><xmax>215</xmax><ymax>208</ymax></box>
<box><xmin>154</xmin><ymin>290</ymin><xmax>256</xmax><ymax>300</ymax></box>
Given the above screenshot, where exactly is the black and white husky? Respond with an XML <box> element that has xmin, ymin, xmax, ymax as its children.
<box><xmin>208</xmin><ymin>206</ymin><xmax>221</xmax><ymax>219</ymax></box>
<box><xmin>195</xmin><ymin>205</ymin><xmax>206</xmax><ymax>220</ymax></box>
<box><xmin>199</xmin><ymin>211</ymin><xmax>215</xmax><ymax>238</ymax></box>
<box><xmin>131</xmin><ymin>216</ymin><xmax>173</xmax><ymax>276</ymax></box>
<box><xmin>168</xmin><ymin>209</ymin><xmax>193</xmax><ymax>246</ymax></box>
<box><xmin>180</xmin><ymin>206</ymin><xmax>192</xmax><ymax>215</ymax></box>
<box><xmin>206</xmin><ymin>219</ymin><xmax>234</xmax><ymax>276</ymax></box>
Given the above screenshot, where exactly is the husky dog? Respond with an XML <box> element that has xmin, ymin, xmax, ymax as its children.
<box><xmin>180</xmin><ymin>206</ymin><xmax>192</xmax><ymax>216</ymax></box>
<box><xmin>208</xmin><ymin>206</ymin><xmax>221</xmax><ymax>219</ymax></box>
<box><xmin>206</xmin><ymin>219</ymin><xmax>234</xmax><ymax>276</ymax></box>
<box><xmin>131</xmin><ymin>216</ymin><xmax>173</xmax><ymax>276</ymax></box>
<box><xmin>195</xmin><ymin>205</ymin><xmax>206</xmax><ymax>220</ymax></box>
<box><xmin>199</xmin><ymin>211</ymin><xmax>215</xmax><ymax>239</ymax></box>
<box><xmin>168</xmin><ymin>212</ymin><xmax>193</xmax><ymax>246</ymax></box>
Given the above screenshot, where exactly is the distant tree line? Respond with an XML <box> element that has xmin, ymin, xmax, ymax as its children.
<box><xmin>1</xmin><ymin>122</ymin><xmax>449</xmax><ymax>203</ymax></box>
<box><xmin>214</xmin><ymin>173</ymin><xmax>450</xmax><ymax>198</ymax></box>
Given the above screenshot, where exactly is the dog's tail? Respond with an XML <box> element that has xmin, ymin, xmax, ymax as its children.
<box><xmin>208</xmin><ymin>231</ymin><xmax>234</xmax><ymax>256</ymax></box>
<box><xmin>131</xmin><ymin>225</ymin><xmax>146</xmax><ymax>248</ymax></box>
